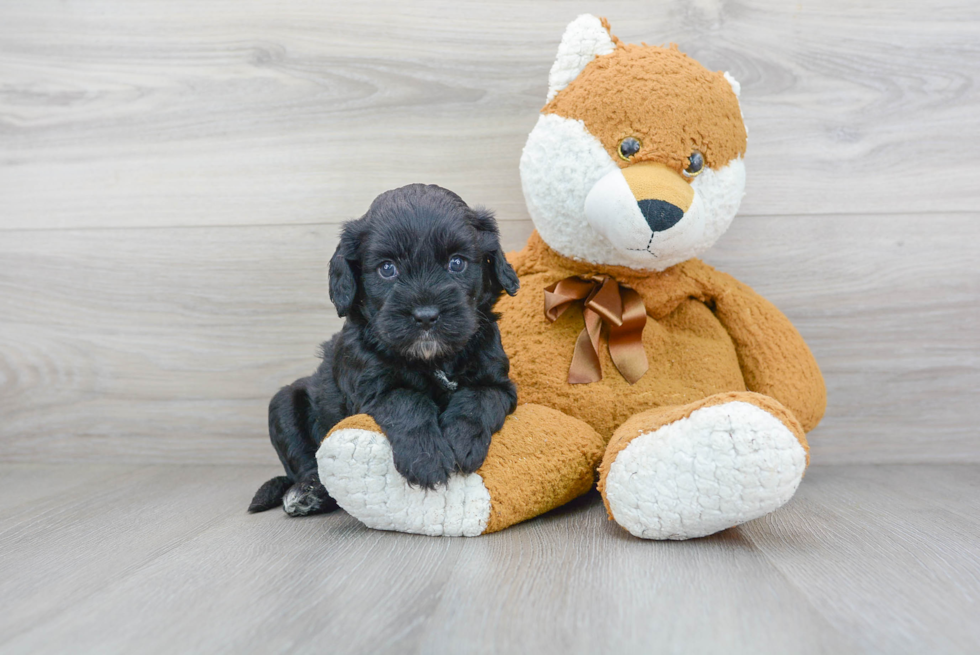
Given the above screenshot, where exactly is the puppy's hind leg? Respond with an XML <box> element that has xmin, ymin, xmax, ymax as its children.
<box><xmin>250</xmin><ymin>377</ymin><xmax>339</xmax><ymax>516</ymax></box>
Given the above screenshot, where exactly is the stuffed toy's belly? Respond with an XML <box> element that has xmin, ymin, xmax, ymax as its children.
<box><xmin>498</xmin><ymin>290</ymin><xmax>745</xmax><ymax>441</ymax></box>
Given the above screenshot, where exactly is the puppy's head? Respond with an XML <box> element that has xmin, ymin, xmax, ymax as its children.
<box><xmin>329</xmin><ymin>184</ymin><xmax>519</xmax><ymax>361</ymax></box>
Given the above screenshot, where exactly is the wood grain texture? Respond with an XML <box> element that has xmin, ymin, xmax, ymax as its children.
<box><xmin>0</xmin><ymin>464</ymin><xmax>279</xmax><ymax>644</ymax></box>
<box><xmin>2</xmin><ymin>212</ymin><xmax>977</xmax><ymax>464</ymax></box>
<box><xmin>705</xmin><ymin>214</ymin><xmax>980</xmax><ymax>463</ymax></box>
<box><xmin>1</xmin><ymin>0</ymin><xmax>979</xmax><ymax>465</ymax></box>
<box><xmin>2</xmin><ymin>464</ymin><xmax>978</xmax><ymax>653</ymax></box>
<box><xmin>741</xmin><ymin>465</ymin><xmax>980</xmax><ymax>653</ymax></box>
<box><xmin>0</xmin><ymin>0</ymin><xmax>978</xmax><ymax>231</ymax></box>
<box><xmin>3</xmin><ymin>4</ymin><xmax>978</xmax><ymax>653</ymax></box>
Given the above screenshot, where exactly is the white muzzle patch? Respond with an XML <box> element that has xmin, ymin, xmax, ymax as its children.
<box><xmin>583</xmin><ymin>168</ymin><xmax>652</xmax><ymax>256</ymax></box>
<box><xmin>582</xmin><ymin>163</ymin><xmax>745</xmax><ymax>271</ymax></box>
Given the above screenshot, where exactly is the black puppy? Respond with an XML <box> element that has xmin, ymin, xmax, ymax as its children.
<box><xmin>249</xmin><ymin>184</ymin><xmax>520</xmax><ymax>516</ymax></box>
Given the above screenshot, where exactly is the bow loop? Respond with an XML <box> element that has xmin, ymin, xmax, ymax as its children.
<box><xmin>544</xmin><ymin>275</ymin><xmax>648</xmax><ymax>385</ymax></box>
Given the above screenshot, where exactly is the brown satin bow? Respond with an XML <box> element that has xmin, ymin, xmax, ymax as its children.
<box><xmin>544</xmin><ymin>275</ymin><xmax>649</xmax><ymax>385</ymax></box>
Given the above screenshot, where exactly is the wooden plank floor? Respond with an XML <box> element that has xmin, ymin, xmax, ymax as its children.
<box><xmin>1</xmin><ymin>464</ymin><xmax>977</xmax><ymax>654</ymax></box>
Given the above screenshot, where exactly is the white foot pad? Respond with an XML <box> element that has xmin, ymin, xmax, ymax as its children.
<box><xmin>604</xmin><ymin>401</ymin><xmax>807</xmax><ymax>540</ymax></box>
<box><xmin>316</xmin><ymin>428</ymin><xmax>491</xmax><ymax>537</ymax></box>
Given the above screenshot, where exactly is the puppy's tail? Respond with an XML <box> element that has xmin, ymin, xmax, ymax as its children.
<box><xmin>248</xmin><ymin>476</ymin><xmax>293</xmax><ymax>513</ymax></box>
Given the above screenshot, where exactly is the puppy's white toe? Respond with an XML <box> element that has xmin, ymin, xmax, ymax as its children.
<box><xmin>317</xmin><ymin>428</ymin><xmax>492</xmax><ymax>537</ymax></box>
<box><xmin>604</xmin><ymin>401</ymin><xmax>807</xmax><ymax>540</ymax></box>
<box><xmin>282</xmin><ymin>487</ymin><xmax>315</xmax><ymax>516</ymax></box>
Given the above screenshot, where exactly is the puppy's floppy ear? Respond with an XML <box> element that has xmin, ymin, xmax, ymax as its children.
<box><xmin>328</xmin><ymin>219</ymin><xmax>364</xmax><ymax>317</ymax></box>
<box><xmin>471</xmin><ymin>207</ymin><xmax>520</xmax><ymax>297</ymax></box>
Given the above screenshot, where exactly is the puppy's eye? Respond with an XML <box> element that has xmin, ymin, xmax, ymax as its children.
<box><xmin>377</xmin><ymin>261</ymin><xmax>398</xmax><ymax>279</ymax></box>
<box><xmin>447</xmin><ymin>256</ymin><xmax>467</xmax><ymax>274</ymax></box>
<box><xmin>684</xmin><ymin>151</ymin><xmax>705</xmax><ymax>178</ymax></box>
<box><xmin>618</xmin><ymin>136</ymin><xmax>641</xmax><ymax>161</ymax></box>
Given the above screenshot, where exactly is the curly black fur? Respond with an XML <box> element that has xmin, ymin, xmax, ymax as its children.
<box><xmin>249</xmin><ymin>184</ymin><xmax>519</xmax><ymax>516</ymax></box>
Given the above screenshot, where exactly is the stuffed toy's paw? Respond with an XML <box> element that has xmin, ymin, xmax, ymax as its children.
<box><xmin>598</xmin><ymin>392</ymin><xmax>809</xmax><ymax>540</ymax></box>
<box><xmin>317</xmin><ymin>405</ymin><xmax>605</xmax><ymax>537</ymax></box>
<box><xmin>317</xmin><ymin>419</ymin><xmax>492</xmax><ymax>536</ymax></box>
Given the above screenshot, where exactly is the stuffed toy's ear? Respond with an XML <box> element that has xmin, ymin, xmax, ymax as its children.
<box><xmin>471</xmin><ymin>208</ymin><xmax>520</xmax><ymax>297</ymax></box>
<box><xmin>546</xmin><ymin>14</ymin><xmax>618</xmax><ymax>102</ymax></box>
<box><xmin>328</xmin><ymin>220</ymin><xmax>364</xmax><ymax>317</ymax></box>
<box><xmin>723</xmin><ymin>71</ymin><xmax>741</xmax><ymax>98</ymax></box>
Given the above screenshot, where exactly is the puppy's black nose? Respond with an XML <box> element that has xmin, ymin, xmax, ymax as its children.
<box><xmin>412</xmin><ymin>306</ymin><xmax>440</xmax><ymax>329</ymax></box>
<box><xmin>638</xmin><ymin>199</ymin><xmax>684</xmax><ymax>233</ymax></box>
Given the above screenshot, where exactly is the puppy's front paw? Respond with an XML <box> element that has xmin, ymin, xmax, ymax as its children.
<box><xmin>282</xmin><ymin>472</ymin><xmax>339</xmax><ymax>517</ymax></box>
<box><xmin>390</xmin><ymin>432</ymin><xmax>456</xmax><ymax>489</ymax></box>
<box><xmin>441</xmin><ymin>415</ymin><xmax>491</xmax><ymax>475</ymax></box>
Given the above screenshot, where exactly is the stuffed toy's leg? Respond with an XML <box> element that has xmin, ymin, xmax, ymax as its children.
<box><xmin>317</xmin><ymin>404</ymin><xmax>605</xmax><ymax>536</ymax></box>
<box><xmin>597</xmin><ymin>392</ymin><xmax>809</xmax><ymax>540</ymax></box>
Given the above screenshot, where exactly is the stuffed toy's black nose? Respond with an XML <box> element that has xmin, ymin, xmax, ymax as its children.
<box><xmin>413</xmin><ymin>306</ymin><xmax>440</xmax><ymax>329</ymax></box>
<box><xmin>638</xmin><ymin>199</ymin><xmax>684</xmax><ymax>233</ymax></box>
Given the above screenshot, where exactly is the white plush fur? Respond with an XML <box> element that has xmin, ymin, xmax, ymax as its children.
<box><xmin>520</xmin><ymin>113</ymin><xmax>746</xmax><ymax>271</ymax></box>
<box><xmin>317</xmin><ymin>428</ymin><xmax>492</xmax><ymax>537</ymax></box>
<box><xmin>723</xmin><ymin>71</ymin><xmax>741</xmax><ymax>98</ymax></box>
<box><xmin>521</xmin><ymin>113</ymin><xmax>619</xmax><ymax>262</ymax></box>
<box><xmin>583</xmin><ymin>166</ymin><xmax>652</xmax><ymax>254</ymax></box>
<box><xmin>603</xmin><ymin>402</ymin><xmax>807</xmax><ymax>540</ymax></box>
<box><xmin>546</xmin><ymin>14</ymin><xmax>616</xmax><ymax>102</ymax></box>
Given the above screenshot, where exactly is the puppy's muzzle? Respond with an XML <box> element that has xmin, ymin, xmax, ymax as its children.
<box><xmin>412</xmin><ymin>305</ymin><xmax>440</xmax><ymax>330</ymax></box>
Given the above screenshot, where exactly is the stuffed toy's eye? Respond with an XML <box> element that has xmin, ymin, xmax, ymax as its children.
<box><xmin>684</xmin><ymin>151</ymin><xmax>705</xmax><ymax>177</ymax></box>
<box><xmin>378</xmin><ymin>261</ymin><xmax>399</xmax><ymax>279</ymax></box>
<box><xmin>618</xmin><ymin>137</ymin><xmax>641</xmax><ymax>161</ymax></box>
<box><xmin>448</xmin><ymin>256</ymin><xmax>467</xmax><ymax>273</ymax></box>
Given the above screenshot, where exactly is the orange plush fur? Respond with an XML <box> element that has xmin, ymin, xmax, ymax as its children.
<box><xmin>485</xmin><ymin>19</ymin><xmax>824</xmax><ymax>533</ymax></box>
<box><xmin>499</xmin><ymin>232</ymin><xmax>826</xmax><ymax>439</ymax></box>
<box><xmin>544</xmin><ymin>43</ymin><xmax>747</xmax><ymax>174</ymax></box>
<box><xmin>319</xmin><ymin>16</ymin><xmax>825</xmax><ymax>538</ymax></box>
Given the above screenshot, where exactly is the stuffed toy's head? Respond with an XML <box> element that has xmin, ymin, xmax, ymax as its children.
<box><xmin>520</xmin><ymin>15</ymin><xmax>748</xmax><ymax>271</ymax></box>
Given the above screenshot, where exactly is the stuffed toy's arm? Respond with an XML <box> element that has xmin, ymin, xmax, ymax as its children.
<box><xmin>707</xmin><ymin>274</ymin><xmax>827</xmax><ymax>432</ymax></box>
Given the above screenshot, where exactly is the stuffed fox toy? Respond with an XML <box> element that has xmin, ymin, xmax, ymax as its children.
<box><xmin>316</xmin><ymin>15</ymin><xmax>826</xmax><ymax>539</ymax></box>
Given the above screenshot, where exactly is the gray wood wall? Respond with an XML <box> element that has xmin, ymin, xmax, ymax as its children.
<box><xmin>2</xmin><ymin>0</ymin><xmax>978</xmax><ymax>465</ymax></box>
